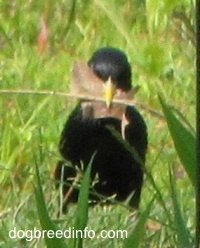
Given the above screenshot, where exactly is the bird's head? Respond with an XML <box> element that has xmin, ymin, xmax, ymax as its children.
<box><xmin>88</xmin><ymin>47</ymin><xmax>132</xmax><ymax>109</ymax></box>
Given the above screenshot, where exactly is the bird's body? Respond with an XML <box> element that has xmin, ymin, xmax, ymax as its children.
<box><xmin>54</xmin><ymin>47</ymin><xmax>148</xmax><ymax>213</ymax></box>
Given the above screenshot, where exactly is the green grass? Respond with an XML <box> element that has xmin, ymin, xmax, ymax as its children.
<box><xmin>0</xmin><ymin>0</ymin><xmax>196</xmax><ymax>247</ymax></box>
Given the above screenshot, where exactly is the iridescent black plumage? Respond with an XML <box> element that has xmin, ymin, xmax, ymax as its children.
<box><xmin>54</xmin><ymin>47</ymin><xmax>148</xmax><ymax>213</ymax></box>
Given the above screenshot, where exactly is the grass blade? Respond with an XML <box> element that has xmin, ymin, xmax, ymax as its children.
<box><xmin>169</xmin><ymin>166</ymin><xmax>192</xmax><ymax>248</ymax></box>
<box><xmin>94</xmin><ymin>0</ymin><xmax>134</xmax><ymax>51</ymax></box>
<box><xmin>124</xmin><ymin>199</ymin><xmax>154</xmax><ymax>248</ymax></box>
<box><xmin>124</xmin><ymin>198</ymin><xmax>154</xmax><ymax>248</ymax></box>
<box><xmin>159</xmin><ymin>96</ymin><xmax>196</xmax><ymax>187</ymax></box>
<box><xmin>73</xmin><ymin>154</ymin><xmax>95</xmax><ymax>248</ymax></box>
<box><xmin>34</xmin><ymin>162</ymin><xmax>66</xmax><ymax>248</ymax></box>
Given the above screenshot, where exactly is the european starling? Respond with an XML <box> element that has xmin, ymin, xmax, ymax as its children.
<box><xmin>54</xmin><ymin>47</ymin><xmax>148</xmax><ymax>213</ymax></box>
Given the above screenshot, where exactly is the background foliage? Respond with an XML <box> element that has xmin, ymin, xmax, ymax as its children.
<box><xmin>0</xmin><ymin>0</ymin><xmax>196</xmax><ymax>247</ymax></box>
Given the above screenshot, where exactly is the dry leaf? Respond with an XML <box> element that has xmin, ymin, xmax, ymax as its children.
<box><xmin>37</xmin><ymin>16</ymin><xmax>49</xmax><ymax>54</ymax></box>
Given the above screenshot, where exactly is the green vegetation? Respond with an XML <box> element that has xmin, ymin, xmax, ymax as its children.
<box><xmin>0</xmin><ymin>0</ymin><xmax>196</xmax><ymax>247</ymax></box>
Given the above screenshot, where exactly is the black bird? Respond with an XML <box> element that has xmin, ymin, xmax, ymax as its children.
<box><xmin>54</xmin><ymin>47</ymin><xmax>148</xmax><ymax>213</ymax></box>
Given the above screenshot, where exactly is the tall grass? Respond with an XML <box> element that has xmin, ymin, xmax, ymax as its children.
<box><xmin>0</xmin><ymin>0</ymin><xmax>196</xmax><ymax>247</ymax></box>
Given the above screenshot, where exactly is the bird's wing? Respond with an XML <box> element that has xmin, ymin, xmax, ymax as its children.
<box><xmin>71</xmin><ymin>61</ymin><xmax>103</xmax><ymax>97</ymax></box>
<box><xmin>121</xmin><ymin>105</ymin><xmax>148</xmax><ymax>162</ymax></box>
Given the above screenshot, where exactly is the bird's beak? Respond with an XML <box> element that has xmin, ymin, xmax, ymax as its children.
<box><xmin>103</xmin><ymin>77</ymin><xmax>116</xmax><ymax>109</ymax></box>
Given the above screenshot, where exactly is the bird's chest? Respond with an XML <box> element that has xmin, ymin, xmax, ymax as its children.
<box><xmin>81</xmin><ymin>101</ymin><xmax>126</xmax><ymax>120</ymax></box>
<box><xmin>69</xmin><ymin>114</ymin><xmax>123</xmax><ymax>164</ymax></box>
<box><xmin>64</xmin><ymin>101</ymin><xmax>130</xmax><ymax>166</ymax></box>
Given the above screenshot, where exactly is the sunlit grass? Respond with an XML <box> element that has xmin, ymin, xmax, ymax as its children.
<box><xmin>0</xmin><ymin>0</ymin><xmax>196</xmax><ymax>247</ymax></box>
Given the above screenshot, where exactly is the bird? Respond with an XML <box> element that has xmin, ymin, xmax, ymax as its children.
<box><xmin>54</xmin><ymin>47</ymin><xmax>148</xmax><ymax>214</ymax></box>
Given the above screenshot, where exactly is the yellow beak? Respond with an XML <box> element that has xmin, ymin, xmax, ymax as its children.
<box><xmin>103</xmin><ymin>77</ymin><xmax>116</xmax><ymax>108</ymax></box>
